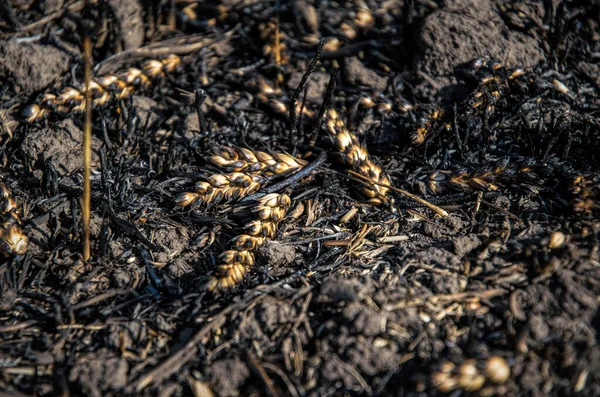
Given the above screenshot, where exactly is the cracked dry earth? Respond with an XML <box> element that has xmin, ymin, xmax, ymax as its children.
<box><xmin>1</xmin><ymin>0</ymin><xmax>600</xmax><ymax>396</ymax></box>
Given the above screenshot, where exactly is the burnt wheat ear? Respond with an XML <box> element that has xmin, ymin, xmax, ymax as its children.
<box><xmin>22</xmin><ymin>55</ymin><xmax>181</xmax><ymax>123</ymax></box>
<box><xmin>570</xmin><ymin>173</ymin><xmax>600</xmax><ymax>215</ymax></box>
<box><xmin>458</xmin><ymin>56</ymin><xmax>528</xmax><ymax>88</ymax></box>
<box><xmin>254</xmin><ymin>78</ymin><xmax>316</xmax><ymax>119</ymax></box>
<box><xmin>206</xmin><ymin>193</ymin><xmax>291</xmax><ymax>292</ymax></box>
<box><xmin>461</xmin><ymin>57</ymin><xmax>529</xmax><ymax>118</ymax></box>
<box><xmin>431</xmin><ymin>356</ymin><xmax>510</xmax><ymax>393</ymax></box>
<box><xmin>208</xmin><ymin>146</ymin><xmax>308</xmax><ymax>175</ymax></box>
<box><xmin>176</xmin><ymin>147</ymin><xmax>307</xmax><ymax>208</ymax></box>
<box><xmin>175</xmin><ymin>172</ymin><xmax>265</xmax><ymax>208</ymax></box>
<box><xmin>326</xmin><ymin>108</ymin><xmax>393</xmax><ymax>205</ymax></box>
<box><xmin>426</xmin><ymin>160</ymin><xmax>541</xmax><ymax>194</ymax></box>
<box><xmin>411</xmin><ymin>107</ymin><xmax>444</xmax><ymax>145</ymax></box>
<box><xmin>405</xmin><ymin>58</ymin><xmax>529</xmax><ymax>147</ymax></box>
<box><xmin>0</xmin><ymin>183</ymin><xmax>28</xmax><ymax>256</ymax></box>
<box><xmin>357</xmin><ymin>92</ymin><xmax>396</xmax><ymax>115</ymax></box>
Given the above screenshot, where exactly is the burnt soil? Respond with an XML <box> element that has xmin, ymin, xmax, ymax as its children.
<box><xmin>1</xmin><ymin>0</ymin><xmax>600</xmax><ymax>396</ymax></box>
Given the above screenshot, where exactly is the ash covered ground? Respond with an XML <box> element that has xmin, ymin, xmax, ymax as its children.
<box><xmin>1</xmin><ymin>0</ymin><xmax>600</xmax><ymax>396</ymax></box>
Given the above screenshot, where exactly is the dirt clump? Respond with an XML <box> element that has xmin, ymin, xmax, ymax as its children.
<box><xmin>343</xmin><ymin>57</ymin><xmax>388</xmax><ymax>91</ymax></box>
<box><xmin>205</xmin><ymin>357</ymin><xmax>250</xmax><ymax>397</ymax></box>
<box><xmin>106</xmin><ymin>0</ymin><xmax>144</xmax><ymax>51</ymax></box>
<box><xmin>416</xmin><ymin>0</ymin><xmax>545</xmax><ymax>98</ymax></box>
<box><xmin>0</xmin><ymin>41</ymin><xmax>71</xmax><ymax>94</ymax></box>
<box><xmin>68</xmin><ymin>350</ymin><xmax>128</xmax><ymax>397</ymax></box>
<box><xmin>21</xmin><ymin>119</ymin><xmax>102</xmax><ymax>176</ymax></box>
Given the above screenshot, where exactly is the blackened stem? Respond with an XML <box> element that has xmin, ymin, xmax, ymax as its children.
<box><xmin>195</xmin><ymin>89</ymin><xmax>208</xmax><ymax>136</ymax></box>
<box><xmin>309</xmin><ymin>67</ymin><xmax>339</xmax><ymax>147</ymax></box>
<box><xmin>242</xmin><ymin>149</ymin><xmax>327</xmax><ymax>202</ymax></box>
<box><xmin>289</xmin><ymin>38</ymin><xmax>326</xmax><ymax>153</ymax></box>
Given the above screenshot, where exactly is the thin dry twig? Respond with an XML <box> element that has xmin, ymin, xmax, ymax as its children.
<box><xmin>247</xmin><ymin>354</ymin><xmax>280</xmax><ymax>397</ymax></box>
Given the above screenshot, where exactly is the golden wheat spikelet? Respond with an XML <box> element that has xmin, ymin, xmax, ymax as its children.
<box><xmin>0</xmin><ymin>183</ymin><xmax>28</xmax><ymax>256</ymax></box>
<box><xmin>230</xmin><ymin>234</ymin><xmax>265</xmax><ymax>251</ymax></box>
<box><xmin>242</xmin><ymin>220</ymin><xmax>278</xmax><ymax>239</ymax></box>
<box><xmin>206</xmin><ymin>249</ymin><xmax>255</xmax><ymax>292</ymax></box>
<box><xmin>208</xmin><ymin>146</ymin><xmax>308</xmax><ymax>175</ymax></box>
<box><xmin>175</xmin><ymin>172</ymin><xmax>264</xmax><ymax>208</ymax></box>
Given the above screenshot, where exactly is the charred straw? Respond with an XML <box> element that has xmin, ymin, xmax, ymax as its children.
<box><xmin>206</xmin><ymin>193</ymin><xmax>291</xmax><ymax>292</ymax></box>
<box><xmin>22</xmin><ymin>55</ymin><xmax>181</xmax><ymax>123</ymax></box>
<box><xmin>0</xmin><ymin>183</ymin><xmax>29</xmax><ymax>256</ymax></box>
<box><xmin>326</xmin><ymin>109</ymin><xmax>392</xmax><ymax>205</ymax></box>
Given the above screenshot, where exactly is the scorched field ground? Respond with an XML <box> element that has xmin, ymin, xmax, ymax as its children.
<box><xmin>1</xmin><ymin>0</ymin><xmax>600</xmax><ymax>396</ymax></box>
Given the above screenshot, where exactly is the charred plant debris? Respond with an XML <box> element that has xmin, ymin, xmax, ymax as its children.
<box><xmin>1</xmin><ymin>0</ymin><xmax>600</xmax><ymax>396</ymax></box>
